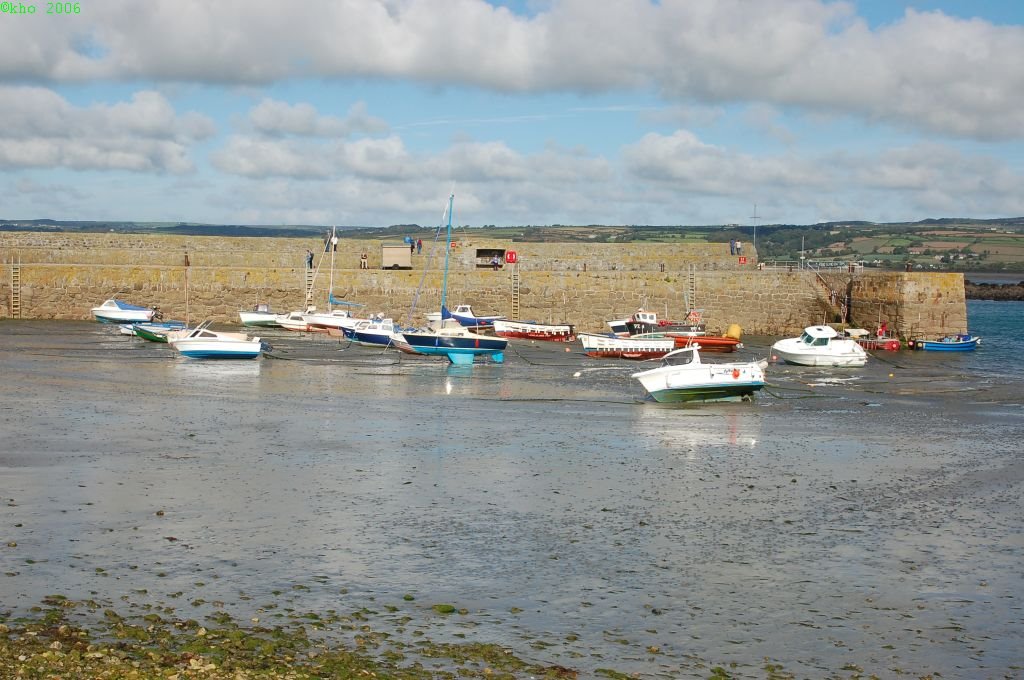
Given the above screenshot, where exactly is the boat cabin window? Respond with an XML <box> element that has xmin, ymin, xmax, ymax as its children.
<box><xmin>634</xmin><ymin>312</ymin><xmax>657</xmax><ymax>324</ymax></box>
<box><xmin>800</xmin><ymin>331</ymin><xmax>830</xmax><ymax>346</ymax></box>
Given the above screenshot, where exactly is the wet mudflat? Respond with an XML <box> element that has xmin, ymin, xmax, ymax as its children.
<box><xmin>1</xmin><ymin>320</ymin><xmax>1022</xmax><ymax>678</ymax></box>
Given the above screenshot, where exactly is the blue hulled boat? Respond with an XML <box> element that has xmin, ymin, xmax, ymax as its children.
<box><xmin>909</xmin><ymin>334</ymin><xmax>981</xmax><ymax>351</ymax></box>
<box><xmin>399</xmin><ymin>193</ymin><xmax>508</xmax><ymax>365</ymax></box>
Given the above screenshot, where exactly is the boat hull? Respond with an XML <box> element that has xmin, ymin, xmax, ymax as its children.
<box><xmin>909</xmin><ymin>336</ymin><xmax>979</xmax><ymax>351</ymax></box>
<box><xmin>402</xmin><ymin>332</ymin><xmax>507</xmax><ymax>364</ymax></box>
<box><xmin>238</xmin><ymin>311</ymin><xmax>281</xmax><ymax>327</ymax></box>
<box><xmin>668</xmin><ymin>334</ymin><xmax>742</xmax><ymax>352</ymax></box>
<box><xmin>854</xmin><ymin>337</ymin><xmax>902</xmax><ymax>351</ymax></box>
<box><xmin>353</xmin><ymin>330</ymin><xmax>398</xmax><ymax>347</ymax></box>
<box><xmin>645</xmin><ymin>383</ymin><xmax>764</xmax><ymax>403</ymax></box>
<box><xmin>172</xmin><ymin>340</ymin><xmax>262</xmax><ymax>359</ymax></box>
<box><xmin>132</xmin><ymin>323</ymin><xmax>186</xmax><ymax>342</ymax></box>
<box><xmin>579</xmin><ymin>332</ymin><xmax>674</xmax><ymax>360</ymax></box>
<box><xmin>493</xmin><ymin>320</ymin><xmax>576</xmax><ymax>342</ymax></box>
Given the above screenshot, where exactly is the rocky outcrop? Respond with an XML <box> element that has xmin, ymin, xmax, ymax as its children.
<box><xmin>966</xmin><ymin>282</ymin><xmax>1024</xmax><ymax>301</ymax></box>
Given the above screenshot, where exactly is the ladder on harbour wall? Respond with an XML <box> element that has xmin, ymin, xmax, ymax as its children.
<box><xmin>9</xmin><ymin>259</ymin><xmax>22</xmax><ymax>319</ymax></box>
<box><xmin>684</xmin><ymin>265</ymin><xmax>697</xmax><ymax>311</ymax></box>
<box><xmin>305</xmin><ymin>268</ymin><xmax>315</xmax><ymax>308</ymax></box>
<box><xmin>510</xmin><ymin>263</ymin><xmax>520</xmax><ymax>320</ymax></box>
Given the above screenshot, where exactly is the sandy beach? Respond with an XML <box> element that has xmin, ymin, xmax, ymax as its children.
<box><xmin>1</xmin><ymin>318</ymin><xmax>1022</xmax><ymax>678</ymax></box>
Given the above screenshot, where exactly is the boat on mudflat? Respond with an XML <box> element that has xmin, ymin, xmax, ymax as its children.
<box><xmin>276</xmin><ymin>310</ymin><xmax>313</xmax><ymax>332</ymax></box>
<box><xmin>493</xmin><ymin>319</ymin><xmax>576</xmax><ymax>342</ymax></box>
<box><xmin>169</xmin><ymin>323</ymin><xmax>264</xmax><ymax>359</ymax></box>
<box><xmin>842</xmin><ymin>327</ymin><xmax>901</xmax><ymax>351</ymax></box>
<box><xmin>666</xmin><ymin>323</ymin><xmax>744</xmax><ymax>353</ymax></box>
<box><xmin>771</xmin><ymin>325</ymin><xmax>868</xmax><ymax>367</ymax></box>
<box><xmin>91</xmin><ymin>299</ymin><xmax>157</xmax><ymax>324</ymax></box>
<box><xmin>239</xmin><ymin>303</ymin><xmax>282</xmax><ymax>327</ymax></box>
<box><xmin>607</xmin><ymin>309</ymin><xmax>706</xmax><ymax>337</ymax></box>
<box><xmin>398</xmin><ymin>194</ymin><xmax>508</xmax><ymax>365</ymax></box>
<box><xmin>667</xmin><ymin>333</ymin><xmax>742</xmax><ymax>352</ymax></box>
<box><xmin>908</xmin><ymin>334</ymin><xmax>980</xmax><ymax>351</ymax></box>
<box><xmin>632</xmin><ymin>346</ymin><xmax>767</xmax><ymax>404</ymax></box>
<box><xmin>446</xmin><ymin>304</ymin><xmax>506</xmax><ymax>328</ymax></box>
<box><xmin>579</xmin><ymin>332</ymin><xmax>675</xmax><ymax>360</ymax></box>
<box><xmin>352</xmin><ymin>317</ymin><xmax>413</xmax><ymax>350</ymax></box>
<box><xmin>128</xmin><ymin>321</ymin><xmax>188</xmax><ymax>343</ymax></box>
<box><xmin>304</xmin><ymin>308</ymin><xmax>360</xmax><ymax>336</ymax></box>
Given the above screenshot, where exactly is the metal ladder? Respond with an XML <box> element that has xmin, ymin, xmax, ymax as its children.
<box><xmin>510</xmin><ymin>263</ymin><xmax>520</xmax><ymax>320</ymax></box>
<box><xmin>10</xmin><ymin>258</ymin><xmax>21</xmax><ymax>319</ymax></box>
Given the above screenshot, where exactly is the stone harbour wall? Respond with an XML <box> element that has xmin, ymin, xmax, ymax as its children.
<box><xmin>1</xmin><ymin>232</ymin><xmax>967</xmax><ymax>337</ymax></box>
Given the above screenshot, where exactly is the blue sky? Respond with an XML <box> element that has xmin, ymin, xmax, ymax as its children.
<box><xmin>1</xmin><ymin>0</ymin><xmax>1023</xmax><ymax>228</ymax></box>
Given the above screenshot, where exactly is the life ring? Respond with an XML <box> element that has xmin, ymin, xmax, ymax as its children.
<box><xmin>732</xmin><ymin>368</ymin><xmax>740</xmax><ymax>379</ymax></box>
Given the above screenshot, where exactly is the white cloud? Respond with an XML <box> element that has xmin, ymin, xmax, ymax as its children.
<box><xmin>3</xmin><ymin>1</ymin><xmax>1022</xmax><ymax>140</ymax></box>
<box><xmin>0</xmin><ymin>88</ymin><xmax>213</xmax><ymax>173</ymax></box>
<box><xmin>249</xmin><ymin>99</ymin><xmax>389</xmax><ymax>137</ymax></box>
<box><xmin>210</xmin><ymin>136</ymin><xmax>335</xmax><ymax>179</ymax></box>
<box><xmin>623</xmin><ymin>130</ymin><xmax>827</xmax><ymax>195</ymax></box>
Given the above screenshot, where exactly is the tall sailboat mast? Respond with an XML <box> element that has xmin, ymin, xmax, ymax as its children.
<box><xmin>328</xmin><ymin>226</ymin><xmax>336</xmax><ymax>310</ymax></box>
<box><xmin>440</xmin><ymin>192</ymin><xmax>454</xmax><ymax>315</ymax></box>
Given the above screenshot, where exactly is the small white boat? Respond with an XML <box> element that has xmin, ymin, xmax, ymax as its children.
<box><xmin>772</xmin><ymin>326</ymin><xmax>868</xmax><ymax>367</ymax></box>
<box><xmin>303</xmin><ymin>308</ymin><xmax>359</xmax><ymax>336</ymax></box>
<box><xmin>91</xmin><ymin>299</ymin><xmax>156</xmax><ymax>324</ymax></box>
<box><xmin>632</xmin><ymin>346</ymin><xmax>767</xmax><ymax>403</ymax></box>
<box><xmin>169</xmin><ymin>323</ymin><xmax>263</xmax><ymax>359</ymax></box>
<box><xmin>239</xmin><ymin>303</ymin><xmax>281</xmax><ymax>327</ymax></box>
<box><xmin>493</xmin><ymin>319</ymin><xmax>576</xmax><ymax>342</ymax></box>
<box><xmin>276</xmin><ymin>310</ymin><xmax>313</xmax><ymax>332</ymax></box>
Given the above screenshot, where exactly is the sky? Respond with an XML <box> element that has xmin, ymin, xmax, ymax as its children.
<box><xmin>1</xmin><ymin>0</ymin><xmax>1023</xmax><ymax>228</ymax></box>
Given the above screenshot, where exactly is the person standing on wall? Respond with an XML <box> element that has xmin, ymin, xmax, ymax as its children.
<box><xmin>416</xmin><ymin>239</ymin><xmax>422</xmax><ymax>254</ymax></box>
<box><xmin>306</xmin><ymin>249</ymin><xmax>314</xmax><ymax>268</ymax></box>
<box><xmin>730</xmin><ymin>238</ymin><xmax>736</xmax><ymax>255</ymax></box>
<box><xmin>735</xmin><ymin>240</ymin><xmax>743</xmax><ymax>256</ymax></box>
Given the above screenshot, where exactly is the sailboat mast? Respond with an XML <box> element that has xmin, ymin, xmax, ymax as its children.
<box><xmin>441</xmin><ymin>192</ymin><xmax>453</xmax><ymax>311</ymax></box>
<box><xmin>328</xmin><ymin>226</ymin><xmax>336</xmax><ymax>310</ymax></box>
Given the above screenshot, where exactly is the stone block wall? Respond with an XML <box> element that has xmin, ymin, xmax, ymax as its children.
<box><xmin>2</xmin><ymin>232</ymin><xmax>967</xmax><ymax>337</ymax></box>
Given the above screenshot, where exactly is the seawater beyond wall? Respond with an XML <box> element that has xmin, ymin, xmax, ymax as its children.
<box><xmin>2</xmin><ymin>232</ymin><xmax>967</xmax><ymax>337</ymax></box>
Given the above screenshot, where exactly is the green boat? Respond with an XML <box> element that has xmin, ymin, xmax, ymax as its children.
<box><xmin>131</xmin><ymin>322</ymin><xmax>186</xmax><ymax>343</ymax></box>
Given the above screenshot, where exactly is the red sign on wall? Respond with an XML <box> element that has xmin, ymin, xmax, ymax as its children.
<box><xmin>738</xmin><ymin>256</ymin><xmax>747</xmax><ymax>265</ymax></box>
<box><xmin>505</xmin><ymin>250</ymin><xmax>518</xmax><ymax>264</ymax></box>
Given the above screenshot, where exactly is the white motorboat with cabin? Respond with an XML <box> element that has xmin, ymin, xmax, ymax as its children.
<box><xmin>168</xmin><ymin>322</ymin><xmax>264</xmax><ymax>359</ymax></box>
<box><xmin>771</xmin><ymin>325</ymin><xmax>868</xmax><ymax>367</ymax></box>
<box><xmin>632</xmin><ymin>345</ymin><xmax>766</xmax><ymax>403</ymax></box>
<box><xmin>239</xmin><ymin>303</ymin><xmax>282</xmax><ymax>327</ymax></box>
<box><xmin>91</xmin><ymin>299</ymin><xmax>157</xmax><ymax>324</ymax></box>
